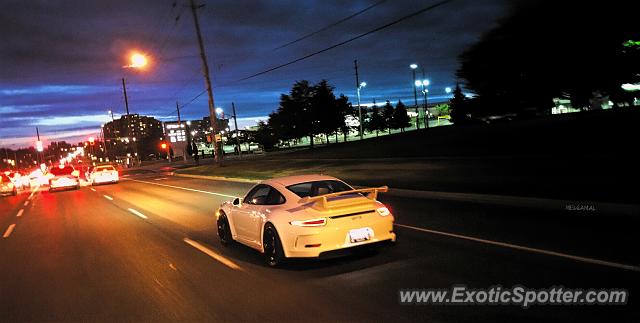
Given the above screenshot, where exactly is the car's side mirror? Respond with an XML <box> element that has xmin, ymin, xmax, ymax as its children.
<box><xmin>233</xmin><ymin>198</ymin><xmax>242</xmax><ymax>206</ymax></box>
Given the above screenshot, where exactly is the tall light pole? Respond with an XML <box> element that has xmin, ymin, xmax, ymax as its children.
<box><xmin>410</xmin><ymin>64</ymin><xmax>419</xmax><ymax>129</ymax></box>
<box><xmin>356</xmin><ymin>81</ymin><xmax>366</xmax><ymax>140</ymax></box>
<box><xmin>231</xmin><ymin>102</ymin><xmax>241</xmax><ymax>157</ymax></box>
<box><xmin>189</xmin><ymin>0</ymin><xmax>222</xmax><ymax>165</ymax></box>
<box><xmin>416</xmin><ymin>79</ymin><xmax>430</xmax><ymax>128</ymax></box>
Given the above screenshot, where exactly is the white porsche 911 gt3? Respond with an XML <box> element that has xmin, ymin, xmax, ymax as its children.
<box><xmin>216</xmin><ymin>174</ymin><xmax>396</xmax><ymax>267</ymax></box>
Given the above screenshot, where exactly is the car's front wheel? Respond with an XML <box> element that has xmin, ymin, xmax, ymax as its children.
<box><xmin>263</xmin><ymin>223</ymin><xmax>285</xmax><ymax>267</ymax></box>
<box><xmin>217</xmin><ymin>212</ymin><xmax>233</xmax><ymax>246</ymax></box>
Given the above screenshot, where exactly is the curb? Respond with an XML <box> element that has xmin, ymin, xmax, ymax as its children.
<box><xmin>173</xmin><ymin>172</ymin><xmax>639</xmax><ymax>216</ymax></box>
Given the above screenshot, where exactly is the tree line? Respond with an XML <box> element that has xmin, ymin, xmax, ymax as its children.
<box><xmin>452</xmin><ymin>1</ymin><xmax>639</xmax><ymax>123</ymax></box>
<box><xmin>253</xmin><ymin>80</ymin><xmax>412</xmax><ymax>149</ymax></box>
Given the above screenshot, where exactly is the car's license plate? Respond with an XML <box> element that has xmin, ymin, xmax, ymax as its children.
<box><xmin>349</xmin><ymin>228</ymin><xmax>372</xmax><ymax>243</ymax></box>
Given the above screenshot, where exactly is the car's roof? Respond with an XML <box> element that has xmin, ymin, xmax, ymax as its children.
<box><xmin>262</xmin><ymin>174</ymin><xmax>341</xmax><ymax>187</ymax></box>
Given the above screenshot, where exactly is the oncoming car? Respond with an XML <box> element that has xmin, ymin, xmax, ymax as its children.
<box><xmin>48</xmin><ymin>165</ymin><xmax>80</xmax><ymax>192</ymax></box>
<box><xmin>90</xmin><ymin>165</ymin><xmax>119</xmax><ymax>185</ymax></box>
<box><xmin>216</xmin><ymin>175</ymin><xmax>396</xmax><ymax>267</ymax></box>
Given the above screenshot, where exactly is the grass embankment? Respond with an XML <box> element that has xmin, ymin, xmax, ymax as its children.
<box><xmin>179</xmin><ymin>109</ymin><xmax>640</xmax><ymax>203</ymax></box>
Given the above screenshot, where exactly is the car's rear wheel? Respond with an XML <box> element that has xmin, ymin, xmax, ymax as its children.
<box><xmin>263</xmin><ymin>223</ymin><xmax>285</xmax><ymax>267</ymax></box>
<box><xmin>217</xmin><ymin>212</ymin><xmax>233</xmax><ymax>246</ymax></box>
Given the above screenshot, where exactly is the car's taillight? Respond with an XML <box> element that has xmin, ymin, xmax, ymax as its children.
<box><xmin>376</xmin><ymin>206</ymin><xmax>390</xmax><ymax>216</ymax></box>
<box><xmin>7</xmin><ymin>183</ymin><xmax>14</xmax><ymax>189</ymax></box>
<box><xmin>290</xmin><ymin>218</ymin><xmax>327</xmax><ymax>227</ymax></box>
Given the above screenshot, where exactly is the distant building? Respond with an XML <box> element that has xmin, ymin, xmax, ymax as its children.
<box><xmin>103</xmin><ymin>114</ymin><xmax>164</xmax><ymax>161</ymax></box>
<box><xmin>187</xmin><ymin>116</ymin><xmax>230</xmax><ymax>144</ymax></box>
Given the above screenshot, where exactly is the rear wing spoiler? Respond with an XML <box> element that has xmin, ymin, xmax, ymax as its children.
<box><xmin>298</xmin><ymin>186</ymin><xmax>388</xmax><ymax>210</ymax></box>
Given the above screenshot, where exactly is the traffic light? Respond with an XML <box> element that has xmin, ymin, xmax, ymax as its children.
<box><xmin>161</xmin><ymin>143</ymin><xmax>167</xmax><ymax>150</ymax></box>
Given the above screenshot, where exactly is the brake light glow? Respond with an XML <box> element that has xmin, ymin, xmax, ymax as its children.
<box><xmin>290</xmin><ymin>218</ymin><xmax>327</xmax><ymax>227</ymax></box>
<box><xmin>376</xmin><ymin>206</ymin><xmax>390</xmax><ymax>216</ymax></box>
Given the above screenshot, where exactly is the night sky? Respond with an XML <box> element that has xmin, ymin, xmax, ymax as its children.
<box><xmin>0</xmin><ymin>0</ymin><xmax>508</xmax><ymax>148</ymax></box>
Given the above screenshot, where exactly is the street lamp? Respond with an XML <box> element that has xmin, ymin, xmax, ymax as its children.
<box><xmin>410</xmin><ymin>64</ymin><xmax>420</xmax><ymax>129</ymax></box>
<box><xmin>356</xmin><ymin>81</ymin><xmax>366</xmax><ymax>140</ymax></box>
<box><xmin>445</xmin><ymin>87</ymin><xmax>452</xmax><ymax>94</ymax></box>
<box><xmin>416</xmin><ymin>79</ymin><xmax>430</xmax><ymax>128</ymax></box>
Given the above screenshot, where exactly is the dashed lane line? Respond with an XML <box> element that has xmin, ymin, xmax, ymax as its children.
<box><xmin>128</xmin><ymin>208</ymin><xmax>148</xmax><ymax>219</ymax></box>
<box><xmin>3</xmin><ymin>224</ymin><xmax>16</xmax><ymax>238</ymax></box>
<box><xmin>184</xmin><ymin>238</ymin><xmax>243</xmax><ymax>271</ymax></box>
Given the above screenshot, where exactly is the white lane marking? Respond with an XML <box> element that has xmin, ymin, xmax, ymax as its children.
<box><xmin>395</xmin><ymin>223</ymin><xmax>640</xmax><ymax>273</ymax></box>
<box><xmin>24</xmin><ymin>201</ymin><xmax>29</xmax><ymax>207</ymax></box>
<box><xmin>128</xmin><ymin>208</ymin><xmax>148</xmax><ymax>219</ymax></box>
<box><xmin>103</xmin><ymin>195</ymin><xmax>114</xmax><ymax>201</ymax></box>
<box><xmin>130</xmin><ymin>179</ymin><xmax>238</xmax><ymax>199</ymax></box>
<box><xmin>90</xmin><ymin>188</ymin><xmax>97</xmax><ymax>192</ymax></box>
<box><xmin>184</xmin><ymin>238</ymin><xmax>243</xmax><ymax>271</ymax></box>
<box><xmin>28</xmin><ymin>185</ymin><xmax>40</xmax><ymax>200</ymax></box>
<box><xmin>154</xmin><ymin>177</ymin><xmax>168</xmax><ymax>181</ymax></box>
<box><xmin>3</xmin><ymin>224</ymin><xmax>16</xmax><ymax>238</ymax></box>
<box><xmin>16</xmin><ymin>209</ymin><xmax>24</xmax><ymax>217</ymax></box>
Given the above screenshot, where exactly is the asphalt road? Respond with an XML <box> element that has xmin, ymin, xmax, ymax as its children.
<box><xmin>1</xmin><ymin>173</ymin><xmax>638</xmax><ymax>322</ymax></box>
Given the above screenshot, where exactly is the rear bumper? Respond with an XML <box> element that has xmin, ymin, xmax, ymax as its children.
<box><xmin>282</xmin><ymin>219</ymin><xmax>396</xmax><ymax>258</ymax></box>
<box><xmin>93</xmin><ymin>176</ymin><xmax>118</xmax><ymax>184</ymax></box>
<box><xmin>0</xmin><ymin>189</ymin><xmax>16</xmax><ymax>196</ymax></box>
<box><xmin>49</xmin><ymin>178</ymin><xmax>79</xmax><ymax>190</ymax></box>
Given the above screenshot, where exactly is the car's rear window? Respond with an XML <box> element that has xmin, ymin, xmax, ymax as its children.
<box><xmin>50</xmin><ymin>166</ymin><xmax>74</xmax><ymax>176</ymax></box>
<box><xmin>286</xmin><ymin>180</ymin><xmax>352</xmax><ymax>198</ymax></box>
<box><xmin>95</xmin><ymin>166</ymin><xmax>116</xmax><ymax>171</ymax></box>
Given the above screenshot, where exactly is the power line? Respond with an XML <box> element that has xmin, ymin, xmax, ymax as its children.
<box><xmin>274</xmin><ymin>0</ymin><xmax>388</xmax><ymax>50</ymax></box>
<box><xmin>234</xmin><ymin>0</ymin><xmax>454</xmax><ymax>83</ymax></box>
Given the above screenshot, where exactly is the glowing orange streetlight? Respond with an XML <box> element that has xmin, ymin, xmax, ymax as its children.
<box><xmin>124</xmin><ymin>52</ymin><xmax>149</xmax><ymax>69</ymax></box>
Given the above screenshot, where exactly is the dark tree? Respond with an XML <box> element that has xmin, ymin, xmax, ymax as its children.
<box><xmin>456</xmin><ymin>1</ymin><xmax>639</xmax><ymax>116</ymax></box>
<box><xmin>365</xmin><ymin>104</ymin><xmax>384</xmax><ymax>137</ymax></box>
<box><xmin>449</xmin><ymin>83</ymin><xmax>470</xmax><ymax>125</ymax></box>
<box><xmin>252</xmin><ymin>121</ymin><xmax>278</xmax><ymax>150</ymax></box>
<box><xmin>381</xmin><ymin>100</ymin><xmax>394</xmax><ymax>134</ymax></box>
<box><xmin>392</xmin><ymin>100</ymin><xmax>411</xmax><ymax>132</ymax></box>
<box><xmin>313</xmin><ymin>80</ymin><xmax>340</xmax><ymax>144</ymax></box>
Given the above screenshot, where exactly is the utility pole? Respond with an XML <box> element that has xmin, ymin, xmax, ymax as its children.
<box><xmin>422</xmin><ymin>68</ymin><xmax>429</xmax><ymax>129</ymax></box>
<box><xmin>189</xmin><ymin>0</ymin><xmax>221</xmax><ymax>165</ymax></box>
<box><xmin>232</xmin><ymin>102</ymin><xmax>241</xmax><ymax>158</ymax></box>
<box><xmin>176</xmin><ymin>101</ymin><xmax>187</xmax><ymax>161</ymax></box>
<box><xmin>101</xmin><ymin>126</ymin><xmax>109</xmax><ymax>162</ymax></box>
<box><xmin>36</xmin><ymin>127</ymin><xmax>42</xmax><ymax>164</ymax></box>
<box><xmin>121</xmin><ymin>78</ymin><xmax>130</xmax><ymax>115</ymax></box>
<box><xmin>412</xmin><ymin>68</ymin><xmax>420</xmax><ymax>130</ymax></box>
<box><xmin>354</xmin><ymin>59</ymin><xmax>363</xmax><ymax>140</ymax></box>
